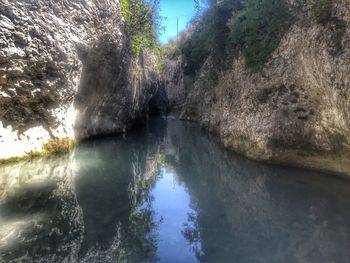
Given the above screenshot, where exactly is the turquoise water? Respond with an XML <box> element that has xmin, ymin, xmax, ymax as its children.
<box><xmin>0</xmin><ymin>118</ymin><xmax>350</xmax><ymax>263</ymax></box>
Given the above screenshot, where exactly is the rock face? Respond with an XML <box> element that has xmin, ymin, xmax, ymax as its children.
<box><xmin>148</xmin><ymin>82</ymin><xmax>170</xmax><ymax>116</ymax></box>
<box><xmin>179</xmin><ymin>1</ymin><xmax>350</xmax><ymax>175</ymax></box>
<box><xmin>75</xmin><ymin>48</ymin><xmax>162</xmax><ymax>139</ymax></box>
<box><xmin>162</xmin><ymin>57</ymin><xmax>188</xmax><ymax>109</ymax></box>
<box><xmin>0</xmin><ymin>0</ymin><xmax>162</xmax><ymax>160</ymax></box>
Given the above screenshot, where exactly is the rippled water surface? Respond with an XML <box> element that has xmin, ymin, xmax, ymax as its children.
<box><xmin>1</xmin><ymin>118</ymin><xmax>350</xmax><ymax>263</ymax></box>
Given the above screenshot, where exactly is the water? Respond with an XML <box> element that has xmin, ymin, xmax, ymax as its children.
<box><xmin>1</xmin><ymin>118</ymin><xmax>350</xmax><ymax>263</ymax></box>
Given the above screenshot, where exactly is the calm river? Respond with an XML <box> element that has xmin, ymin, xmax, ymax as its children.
<box><xmin>0</xmin><ymin>118</ymin><xmax>349</xmax><ymax>263</ymax></box>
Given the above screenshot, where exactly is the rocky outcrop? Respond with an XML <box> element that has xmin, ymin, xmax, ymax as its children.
<box><xmin>0</xmin><ymin>0</ymin><xmax>163</xmax><ymax>160</ymax></box>
<box><xmin>75</xmin><ymin>48</ymin><xmax>162</xmax><ymax>139</ymax></box>
<box><xmin>162</xmin><ymin>57</ymin><xmax>189</xmax><ymax>109</ymax></box>
<box><xmin>148</xmin><ymin>82</ymin><xmax>170</xmax><ymax>116</ymax></box>
<box><xmin>179</xmin><ymin>1</ymin><xmax>350</xmax><ymax>175</ymax></box>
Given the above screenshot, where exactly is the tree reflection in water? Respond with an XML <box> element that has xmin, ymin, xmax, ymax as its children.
<box><xmin>73</xmin><ymin>126</ymin><xmax>165</xmax><ymax>262</ymax></box>
<box><xmin>182</xmin><ymin>211</ymin><xmax>204</xmax><ymax>261</ymax></box>
<box><xmin>164</xmin><ymin>119</ymin><xmax>350</xmax><ymax>263</ymax></box>
<box><xmin>0</xmin><ymin>122</ymin><xmax>165</xmax><ymax>263</ymax></box>
<box><xmin>0</xmin><ymin>118</ymin><xmax>350</xmax><ymax>263</ymax></box>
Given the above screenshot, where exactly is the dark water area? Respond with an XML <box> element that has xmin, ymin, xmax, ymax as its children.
<box><xmin>0</xmin><ymin>118</ymin><xmax>350</xmax><ymax>263</ymax></box>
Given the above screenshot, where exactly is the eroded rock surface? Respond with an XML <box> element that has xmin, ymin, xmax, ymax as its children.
<box><xmin>179</xmin><ymin>1</ymin><xmax>350</xmax><ymax>175</ymax></box>
<box><xmin>75</xmin><ymin>48</ymin><xmax>162</xmax><ymax>139</ymax></box>
<box><xmin>0</xmin><ymin>0</ymin><xmax>162</xmax><ymax>160</ymax></box>
<box><xmin>162</xmin><ymin>57</ymin><xmax>189</xmax><ymax>109</ymax></box>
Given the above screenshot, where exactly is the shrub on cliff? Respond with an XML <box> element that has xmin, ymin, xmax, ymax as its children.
<box><xmin>228</xmin><ymin>0</ymin><xmax>293</xmax><ymax>71</ymax></box>
<box><xmin>122</xmin><ymin>0</ymin><xmax>162</xmax><ymax>56</ymax></box>
<box><xmin>311</xmin><ymin>0</ymin><xmax>332</xmax><ymax>23</ymax></box>
<box><xmin>180</xmin><ymin>0</ymin><xmax>241</xmax><ymax>75</ymax></box>
<box><xmin>174</xmin><ymin>0</ymin><xmax>293</xmax><ymax>73</ymax></box>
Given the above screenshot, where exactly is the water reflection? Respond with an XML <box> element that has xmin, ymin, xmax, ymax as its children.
<box><xmin>0</xmin><ymin>155</ymin><xmax>83</xmax><ymax>262</ymax></box>
<box><xmin>151</xmin><ymin>168</ymin><xmax>200</xmax><ymax>263</ymax></box>
<box><xmin>0</xmin><ymin>118</ymin><xmax>350</xmax><ymax>263</ymax></box>
<box><xmin>74</xmin><ymin>132</ymin><xmax>162</xmax><ymax>262</ymax></box>
<box><xmin>164</xmin><ymin>120</ymin><xmax>350</xmax><ymax>263</ymax></box>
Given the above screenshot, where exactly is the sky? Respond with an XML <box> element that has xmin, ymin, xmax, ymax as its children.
<box><xmin>158</xmin><ymin>0</ymin><xmax>196</xmax><ymax>43</ymax></box>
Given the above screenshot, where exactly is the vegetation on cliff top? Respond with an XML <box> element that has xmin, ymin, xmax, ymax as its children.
<box><xmin>121</xmin><ymin>0</ymin><xmax>163</xmax><ymax>57</ymax></box>
<box><xmin>165</xmin><ymin>0</ymin><xmax>333</xmax><ymax>73</ymax></box>
<box><xmin>228</xmin><ymin>0</ymin><xmax>293</xmax><ymax>71</ymax></box>
<box><xmin>173</xmin><ymin>0</ymin><xmax>294</xmax><ymax>73</ymax></box>
<box><xmin>121</xmin><ymin>0</ymin><xmax>333</xmax><ymax>72</ymax></box>
<box><xmin>311</xmin><ymin>0</ymin><xmax>332</xmax><ymax>23</ymax></box>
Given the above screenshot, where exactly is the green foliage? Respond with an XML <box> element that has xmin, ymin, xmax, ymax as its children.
<box><xmin>122</xmin><ymin>0</ymin><xmax>162</xmax><ymax>56</ymax></box>
<box><xmin>228</xmin><ymin>0</ymin><xmax>293</xmax><ymax>72</ymax></box>
<box><xmin>174</xmin><ymin>0</ymin><xmax>294</xmax><ymax>73</ymax></box>
<box><xmin>311</xmin><ymin>0</ymin><xmax>332</xmax><ymax>23</ymax></box>
<box><xmin>167</xmin><ymin>0</ymin><xmax>334</xmax><ymax>74</ymax></box>
<box><xmin>180</xmin><ymin>0</ymin><xmax>241</xmax><ymax>75</ymax></box>
<box><xmin>181</xmin><ymin>23</ymin><xmax>211</xmax><ymax>75</ymax></box>
<box><xmin>115</xmin><ymin>158</ymin><xmax>163</xmax><ymax>263</ymax></box>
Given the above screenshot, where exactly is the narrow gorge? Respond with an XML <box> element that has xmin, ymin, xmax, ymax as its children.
<box><xmin>1</xmin><ymin>0</ymin><xmax>350</xmax><ymax>262</ymax></box>
<box><xmin>164</xmin><ymin>0</ymin><xmax>350</xmax><ymax>176</ymax></box>
<box><xmin>1</xmin><ymin>0</ymin><xmax>350</xmax><ymax>176</ymax></box>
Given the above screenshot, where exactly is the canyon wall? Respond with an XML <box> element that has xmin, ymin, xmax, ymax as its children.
<box><xmin>0</xmin><ymin>0</ymin><xmax>162</xmax><ymax>161</ymax></box>
<box><xmin>177</xmin><ymin>0</ymin><xmax>350</xmax><ymax>175</ymax></box>
<box><xmin>161</xmin><ymin>57</ymin><xmax>188</xmax><ymax>109</ymax></box>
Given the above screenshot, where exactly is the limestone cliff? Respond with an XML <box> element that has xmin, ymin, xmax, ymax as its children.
<box><xmin>75</xmin><ymin>48</ymin><xmax>162</xmax><ymax>139</ymax></box>
<box><xmin>0</xmin><ymin>0</ymin><xmax>162</xmax><ymax>160</ymax></box>
<box><xmin>178</xmin><ymin>0</ymin><xmax>350</xmax><ymax>175</ymax></box>
<box><xmin>161</xmin><ymin>57</ymin><xmax>188</xmax><ymax>109</ymax></box>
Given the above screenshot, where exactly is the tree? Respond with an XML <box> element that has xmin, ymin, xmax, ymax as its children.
<box><xmin>228</xmin><ymin>0</ymin><xmax>293</xmax><ymax>71</ymax></box>
<box><xmin>122</xmin><ymin>0</ymin><xmax>162</xmax><ymax>56</ymax></box>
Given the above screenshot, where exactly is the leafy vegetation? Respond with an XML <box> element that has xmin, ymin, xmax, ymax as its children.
<box><xmin>311</xmin><ymin>0</ymin><xmax>332</xmax><ymax>23</ymax></box>
<box><xmin>167</xmin><ymin>0</ymin><xmax>294</xmax><ymax>73</ymax></box>
<box><xmin>121</xmin><ymin>0</ymin><xmax>332</xmax><ymax>73</ymax></box>
<box><xmin>228</xmin><ymin>0</ymin><xmax>293</xmax><ymax>71</ymax></box>
<box><xmin>42</xmin><ymin>137</ymin><xmax>76</xmax><ymax>155</ymax></box>
<box><xmin>121</xmin><ymin>0</ymin><xmax>163</xmax><ymax>56</ymax></box>
<box><xmin>185</xmin><ymin>1</ymin><xmax>242</xmax><ymax>74</ymax></box>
